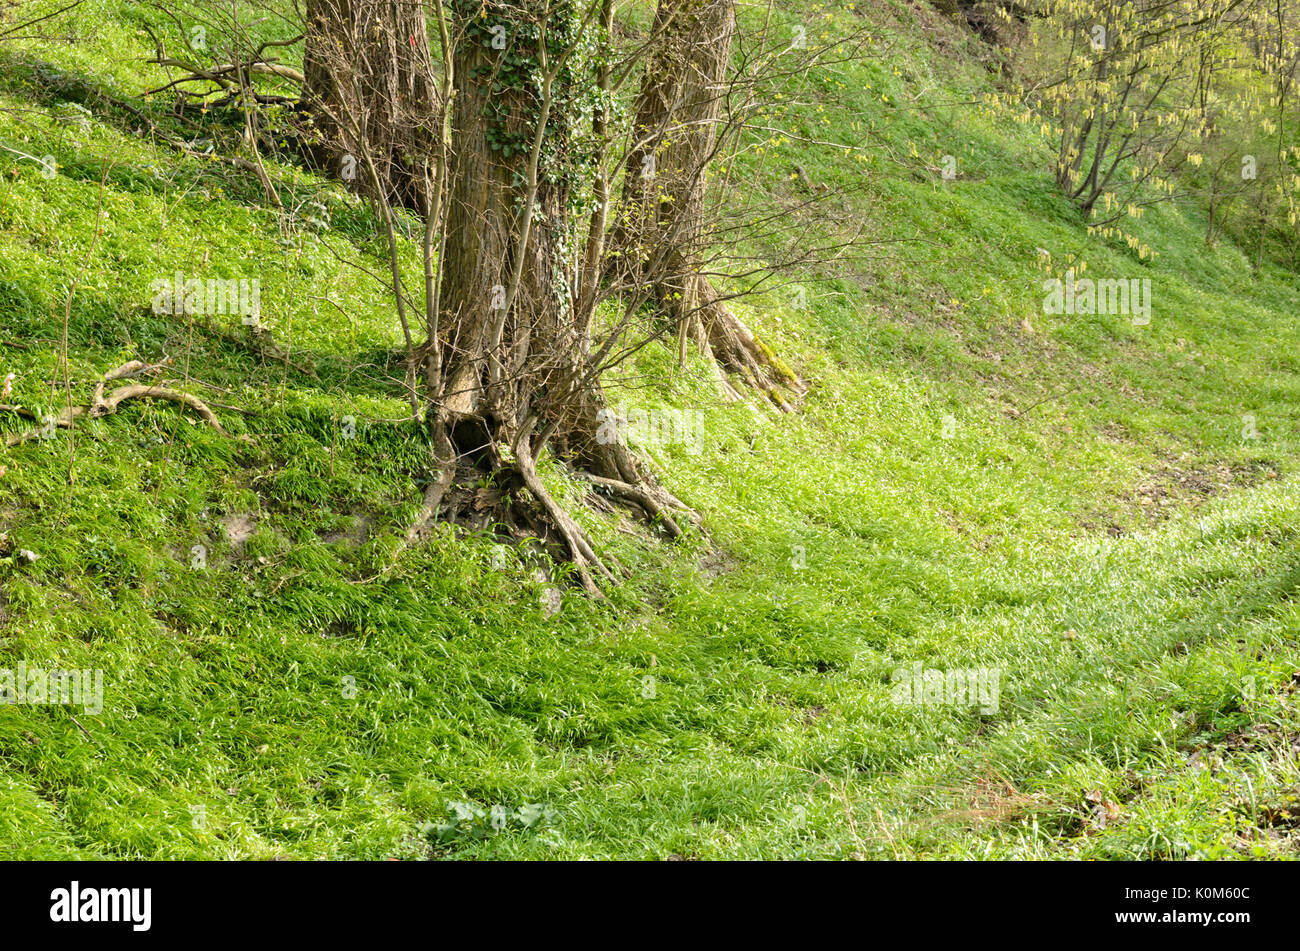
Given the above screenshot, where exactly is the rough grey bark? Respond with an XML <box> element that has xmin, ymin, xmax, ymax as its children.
<box><xmin>302</xmin><ymin>0</ymin><xmax>438</xmax><ymax>211</ymax></box>
<box><xmin>614</xmin><ymin>0</ymin><xmax>802</xmax><ymax>411</ymax></box>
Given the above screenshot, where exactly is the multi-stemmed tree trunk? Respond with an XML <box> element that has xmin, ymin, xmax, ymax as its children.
<box><xmin>413</xmin><ymin>2</ymin><xmax>689</xmax><ymax>593</ymax></box>
<box><xmin>614</xmin><ymin>0</ymin><xmax>802</xmax><ymax>411</ymax></box>
<box><xmin>302</xmin><ymin>0</ymin><xmax>438</xmax><ymax>211</ymax></box>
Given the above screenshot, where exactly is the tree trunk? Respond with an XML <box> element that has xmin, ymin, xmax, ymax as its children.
<box><xmin>302</xmin><ymin>0</ymin><xmax>438</xmax><ymax>212</ymax></box>
<box><xmin>412</xmin><ymin>2</ymin><xmax>689</xmax><ymax>594</ymax></box>
<box><xmin>614</xmin><ymin>0</ymin><xmax>802</xmax><ymax>411</ymax></box>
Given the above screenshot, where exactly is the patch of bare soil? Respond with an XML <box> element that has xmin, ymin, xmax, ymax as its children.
<box><xmin>320</xmin><ymin>512</ymin><xmax>372</xmax><ymax>546</ymax></box>
<box><xmin>1079</xmin><ymin>454</ymin><xmax>1280</xmax><ymax>537</ymax></box>
<box><xmin>220</xmin><ymin>512</ymin><xmax>257</xmax><ymax>551</ymax></box>
<box><xmin>1121</xmin><ymin>456</ymin><xmax>1279</xmax><ymax>519</ymax></box>
<box><xmin>698</xmin><ymin>548</ymin><xmax>741</xmax><ymax>579</ymax></box>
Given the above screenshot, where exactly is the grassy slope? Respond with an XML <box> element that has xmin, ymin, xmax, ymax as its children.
<box><xmin>0</xmin><ymin>0</ymin><xmax>1297</xmax><ymax>859</ymax></box>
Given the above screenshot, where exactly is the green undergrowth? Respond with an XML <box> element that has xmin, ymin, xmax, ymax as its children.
<box><xmin>0</xmin><ymin>0</ymin><xmax>1296</xmax><ymax>859</ymax></box>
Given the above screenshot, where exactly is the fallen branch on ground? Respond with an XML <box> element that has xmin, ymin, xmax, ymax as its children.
<box><xmin>1</xmin><ymin>362</ymin><xmax>250</xmax><ymax>447</ymax></box>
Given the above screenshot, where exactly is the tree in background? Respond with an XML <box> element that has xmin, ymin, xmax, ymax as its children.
<box><xmin>302</xmin><ymin>0</ymin><xmax>439</xmax><ymax>211</ymax></box>
<box><xmin>1021</xmin><ymin>0</ymin><xmax>1300</xmax><ymax>261</ymax></box>
<box><xmin>612</xmin><ymin>0</ymin><xmax>803</xmax><ymax>411</ymax></box>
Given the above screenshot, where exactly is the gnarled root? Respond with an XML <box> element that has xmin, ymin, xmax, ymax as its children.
<box><xmin>580</xmin><ymin>473</ymin><xmax>691</xmax><ymax>539</ymax></box>
<box><xmin>685</xmin><ymin>276</ymin><xmax>804</xmax><ymax>414</ymax></box>
<box><xmin>2</xmin><ymin>361</ymin><xmax>245</xmax><ymax>447</ymax></box>
<box><xmin>393</xmin><ymin>407</ymin><xmax>697</xmax><ymax>595</ymax></box>
<box><xmin>515</xmin><ymin>448</ymin><xmax>616</xmax><ymax>597</ymax></box>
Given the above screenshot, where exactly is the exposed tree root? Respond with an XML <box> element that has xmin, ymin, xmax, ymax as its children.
<box><xmin>515</xmin><ymin>450</ymin><xmax>617</xmax><ymax>596</ymax></box>
<box><xmin>579</xmin><ymin>473</ymin><xmax>691</xmax><ymax>539</ymax></box>
<box><xmin>691</xmin><ymin>283</ymin><xmax>805</xmax><ymax>414</ymax></box>
<box><xmin>384</xmin><ymin>408</ymin><xmax>699</xmax><ymax>597</ymax></box>
<box><xmin>1</xmin><ymin>361</ymin><xmax>246</xmax><ymax>447</ymax></box>
<box><xmin>627</xmin><ymin>253</ymin><xmax>807</xmax><ymax>413</ymax></box>
<box><xmin>145</xmin><ymin>56</ymin><xmax>306</xmax><ymax>98</ymax></box>
<box><xmin>142</xmin><ymin>28</ymin><xmax>306</xmax><ymax>98</ymax></box>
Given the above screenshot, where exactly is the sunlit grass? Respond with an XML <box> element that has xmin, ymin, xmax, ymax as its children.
<box><xmin>0</xmin><ymin>0</ymin><xmax>1296</xmax><ymax>859</ymax></box>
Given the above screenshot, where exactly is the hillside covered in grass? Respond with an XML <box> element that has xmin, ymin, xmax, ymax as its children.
<box><xmin>0</xmin><ymin>0</ymin><xmax>1298</xmax><ymax>859</ymax></box>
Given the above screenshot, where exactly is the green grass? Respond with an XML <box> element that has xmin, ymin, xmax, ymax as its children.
<box><xmin>0</xmin><ymin>0</ymin><xmax>1297</xmax><ymax>859</ymax></box>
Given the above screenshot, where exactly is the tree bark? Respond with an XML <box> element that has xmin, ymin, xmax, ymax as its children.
<box><xmin>614</xmin><ymin>0</ymin><xmax>802</xmax><ymax>411</ymax></box>
<box><xmin>303</xmin><ymin>0</ymin><xmax>438</xmax><ymax>212</ymax></box>
<box><xmin>411</xmin><ymin>2</ymin><xmax>688</xmax><ymax>593</ymax></box>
